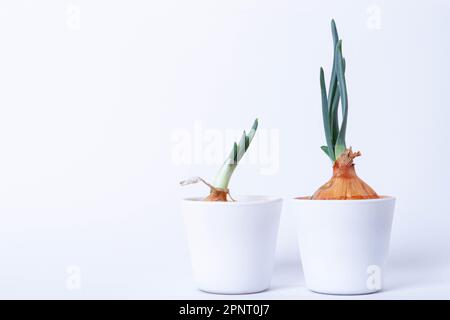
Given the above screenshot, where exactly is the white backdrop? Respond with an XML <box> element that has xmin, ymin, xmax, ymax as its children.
<box><xmin>0</xmin><ymin>0</ymin><xmax>449</xmax><ymax>299</ymax></box>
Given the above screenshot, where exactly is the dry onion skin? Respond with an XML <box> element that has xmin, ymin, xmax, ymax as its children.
<box><xmin>310</xmin><ymin>20</ymin><xmax>379</xmax><ymax>200</ymax></box>
<box><xmin>180</xmin><ymin>119</ymin><xmax>258</xmax><ymax>202</ymax></box>
<box><xmin>312</xmin><ymin>148</ymin><xmax>378</xmax><ymax>200</ymax></box>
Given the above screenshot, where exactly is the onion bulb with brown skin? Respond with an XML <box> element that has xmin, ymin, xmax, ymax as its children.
<box><xmin>311</xmin><ymin>148</ymin><xmax>378</xmax><ymax>200</ymax></box>
<box><xmin>309</xmin><ymin>20</ymin><xmax>379</xmax><ymax>200</ymax></box>
<box><xmin>180</xmin><ymin>119</ymin><xmax>258</xmax><ymax>202</ymax></box>
<box><xmin>205</xmin><ymin>188</ymin><xmax>229</xmax><ymax>202</ymax></box>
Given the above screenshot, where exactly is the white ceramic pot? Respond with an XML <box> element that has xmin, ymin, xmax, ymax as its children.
<box><xmin>182</xmin><ymin>196</ymin><xmax>282</xmax><ymax>294</ymax></box>
<box><xmin>290</xmin><ymin>196</ymin><xmax>395</xmax><ymax>295</ymax></box>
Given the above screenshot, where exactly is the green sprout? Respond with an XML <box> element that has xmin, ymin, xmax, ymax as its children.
<box><xmin>212</xmin><ymin>119</ymin><xmax>258</xmax><ymax>190</ymax></box>
<box><xmin>320</xmin><ymin>19</ymin><xmax>348</xmax><ymax>162</ymax></box>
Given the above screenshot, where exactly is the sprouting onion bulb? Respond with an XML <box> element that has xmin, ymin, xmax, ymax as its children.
<box><xmin>311</xmin><ymin>20</ymin><xmax>379</xmax><ymax>200</ymax></box>
<box><xmin>205</xmin><ymin>119</ymin><xmax>258</xmax><ymax>201</ymax></box>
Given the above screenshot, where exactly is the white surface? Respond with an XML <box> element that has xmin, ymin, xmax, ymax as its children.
<box><xmin>291</xmin><ymin>197</ymin><xmax>395</xmax><ymax>295</ymax></box>
<box><xmin>182</xmin><ymin>196</ymin><xmax>281</xmax><ymax>294</ymax></box>
<box><xmin>0</xmin><ymin>0</ymin><xmax>449</xmax><ymax>299</ymax></box>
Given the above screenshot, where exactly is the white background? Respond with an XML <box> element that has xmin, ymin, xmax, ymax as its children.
<box><xmin>0</xmin><ymin>0</ymin><xmax>449</xmax><ymax>299</ymax></box>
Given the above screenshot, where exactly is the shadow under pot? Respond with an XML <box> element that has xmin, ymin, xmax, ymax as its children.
<box><xmin>182</xmin><ymin>196</ymin><xmax>282</xmax><ymax>294</ymax></box>
<box><xmin>290</xmin><ymin>196</ymin><xmax>395</xmax><ymax>295</ymax></box>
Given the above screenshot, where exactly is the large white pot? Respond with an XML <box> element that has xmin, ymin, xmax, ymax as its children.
<box><xmin>182</xmin><ymin>196</ymin><xmax>282</xmax><ymax>294</ymax></box>
<box><xmin>290</xmin><ymin>196</ymin><xmax>395</xmax><ymax>295</ymax></box>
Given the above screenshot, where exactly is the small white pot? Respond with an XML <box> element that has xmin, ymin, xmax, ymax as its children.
<box><xmin>182</xmin><ymin>196</ymin><xmax>282</xmax><ymax>294</ymax></box>
<box><xmin>289</xmin><ymin>196</ymin><xmax>395</xmax><ymax>295</ymax></box>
